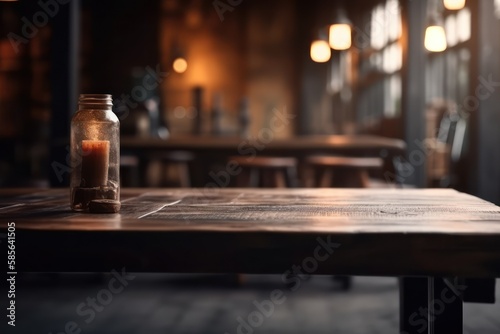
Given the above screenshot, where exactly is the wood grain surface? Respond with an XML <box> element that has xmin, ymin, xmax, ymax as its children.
<box><xmin>1</xmin><ymin>188</ymin><xmax>500</xmax><ymax>277</ymax></box>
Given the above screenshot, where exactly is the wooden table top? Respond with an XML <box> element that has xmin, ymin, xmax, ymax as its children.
<box><xmin>121</xmin><ymin>135</ymin><xmax>407</xmax><ymax>153</ymax></box>
<box><xmin>1</xmin><ymin>188</ymin><xmax>499</xmax><ymax>277</ymax></box>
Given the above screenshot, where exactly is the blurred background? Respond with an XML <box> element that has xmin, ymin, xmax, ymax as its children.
<box><xmin>1</xmin><ymin>0</ymin><xmax>500</xmax><ymax>202</ymax></box>
<box><xmin>2</xmin><ymin>0</ymin><xmax>500</xmax><ymax>333</ymax></box>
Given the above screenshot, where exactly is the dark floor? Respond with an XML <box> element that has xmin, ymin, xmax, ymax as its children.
<box><xmin>4</xmin><ymin>274</ymin><xmax>500</xmax><ymax>334</ymax></box>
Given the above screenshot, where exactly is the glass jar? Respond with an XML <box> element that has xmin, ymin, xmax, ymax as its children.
<box><xmin>70</xmin><ymin>94</ymin><xmax>120</xmax><ymax>212</ymax></box>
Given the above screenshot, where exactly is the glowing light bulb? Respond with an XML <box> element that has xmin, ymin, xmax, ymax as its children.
<box><xmin>173</xmin><ymin>57</ymin><xmax>188</xmax><ymax>73</ymax></box>
<box><xmin>425</xmin><ymin>25</ymin><xmax>447</xmax><ymax>52</ymax></box>
<box><xmin>443</xmin><ymin>0</ymin><xmax>466</xmax><ymax>10</ymax></box>
<box><xmin>310</xmin><ymin>40</ymin><xmax>331</xmax><ymax>63</ymax></box>
<box><xmin>329</xmin><ymin>24</ymin><xmax>352</xmax><ymax>50</ymax></box>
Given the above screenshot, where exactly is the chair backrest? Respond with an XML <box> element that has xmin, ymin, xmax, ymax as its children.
<box><xmin>426</xmin><ymin>100</ymin><xmax>468</xmax><ymax>187</ymax></box>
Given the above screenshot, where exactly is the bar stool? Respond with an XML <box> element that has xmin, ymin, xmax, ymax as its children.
<box><xmin>304</xmin><ymin>155</ymin><xmax>384</xmax><ymax>290</ymax></box>
<box><xmin>146</xmin><ymin>151</ymin><xmax>194</xmax><ymax>187</ymax></box>
<box><xmin>229</xmin><ymin>156</ymin><xmax>298</xmax><ymax>188</ymax></box>
<box><xmin>304</xmin><ymin>156</ymin><xmax>384</xmax><ymax>188</ymax></box>
<box><xmin>227</xmin><ymin>155</ymin><xmax>298</xmax><ymax>286</ymax></box>
<box><xmin>233</xmin><ymin>156</ymin><xmax>298</xmax><ymax>188</ymax></box>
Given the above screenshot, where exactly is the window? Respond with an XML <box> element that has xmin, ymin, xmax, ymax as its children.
<box><xmin>456</xmin><ymin>8</ymin><xmax>471</xmax><ymax>43</ymax></box>
<box><xmin>370</xmin><ymin>0</ymin><xmax>402</xmax><ymax>50</ymax></box>
<box><xmin>426</xmin><ymin>4</ymin><xmax>471</xmax><ymax>106</ymax></box>
<box><xmin>444</xmin><ymin>8</ymin><xmax>470</xmax><ymax>48</ymax></box>
<box><xmin>356</xmin><ymin>0</ymin><xmax>403</xmax><ymax>123</ymax></box>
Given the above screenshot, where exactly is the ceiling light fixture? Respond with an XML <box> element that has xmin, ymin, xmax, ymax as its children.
<box><xmin>443</xmin><ymin>0</ymin><xmax>466</xmax><ymax>11</ymax></box>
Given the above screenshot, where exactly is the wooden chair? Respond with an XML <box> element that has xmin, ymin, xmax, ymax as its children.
<box><xmin>228</xmin><ymin>156</ymin><xmax>298</xmax><ymax>188</ymax></box>
<box><xmin>304</xmin><ymin>156</ymin><xmax>384</xmax><ymax>188</ymax></box>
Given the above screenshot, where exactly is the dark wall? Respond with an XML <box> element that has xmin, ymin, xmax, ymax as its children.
<box><xmin>297</xmin><ymin>0</ymin><xmax>332</xmax><ymax>135</ymax></box>
<box><xmin>82</xmin><ymin>0</ymin><xmax>160</xmax><ymax>96</ymax></box>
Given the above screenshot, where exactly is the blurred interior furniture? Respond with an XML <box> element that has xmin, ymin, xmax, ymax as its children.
<box><xmin>4</xmin><ymin>188</ymin><xmax>500</xmax><ymax>334</ymax></box>
<box><xmin>146</xmin><ymin>151</ymin><xmax>194</xmax><ymax>187</ymax></box>
<box><xmin>425</xmin><ymin>100</ymin><xmax>467</xmax><ymax>188</ymax></box>
<box><xmin>228</xmin><ymin>155</ymin><xmax>298</xmax><ymax>285</ymax></box>
<box><xmin>229</xmin><ymin>156</ymin><xmax>298</xmax><ymax>188</ymax></box>
<box><xmin>304</xmin><ymin>156</ymin><xmax>384</xmax><ymax>188</ymax></box>
<box><xmin>304</xmin><ymin>155</ymin><xmax>384</xmax><ymax>290</ymax></box>
<box><xmin>122</xmin><ymin>135</ymin><xmax>405</xmax><ymax>187</ymax></box>
<box><xmin>120</xmin><ymin>155</ymin><xmax>140</xmax><ymax>187</ymax></box>
<box><xmin>121</xmin><ymin>135</ymin><xmax>406</xmax><ymax>153</ymax></box>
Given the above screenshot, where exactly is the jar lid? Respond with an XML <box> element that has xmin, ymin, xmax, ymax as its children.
<box><xmin>79</xmin><ymin>94</ymin><xmax>113</xmax><ymax>108</ymax></box>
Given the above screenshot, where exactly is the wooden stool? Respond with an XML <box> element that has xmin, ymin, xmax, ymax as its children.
<box><xmin>229</xmin><ymin>156</ymin><xmax>298</xmax><ymax>285</ymax></box>
<box><xmin>305</xmin><ymin>155</ymin><xmax>384</xmax><ymax>290</ymax></box>
<box><xmin>305</xmin><ymin>156</ymin><xmax>384</xmax><ymax>188</ymax></box>
<box><xmin>229</xmin><ymin>156</ymin><xmax>298</xmax><ymax>188</ymax></box>
<box><xmin>147</xmin><ymin>151</ymin><xmax>194</xmax><ymax>188</ymax></box>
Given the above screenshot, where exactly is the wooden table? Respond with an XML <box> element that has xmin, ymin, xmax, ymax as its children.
<box><xmin>1</xmin><ymin>188</ymin><xmax>499</xmax><ymax>333</ymax></box>
<box><xmin>121</xmin><ymin>135</ymin><xmax>407</xmax><ymax>153</ymax></box>
<box><xmin>121</xmin><ymin>135</ymin><xmax>407</xmax><ymax>186</ymax></box>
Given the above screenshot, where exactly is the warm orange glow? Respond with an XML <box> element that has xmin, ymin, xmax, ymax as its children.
<box><xmin>173</xmin><ymin>57</ymin><xmax>188</xmax><ymax>73</ymax></box>
<box><xmin>310</xmin><ymin>40</ymin><xmax>331</xmax><ymax>63</ymax></box>
<box><xmin>329</xmin><ymin>24</ymin><xmax>352</xmax><ymax>50</ymax></box>
<box><xmin>425</xmin><ymin>26</ymin><xmax>447</xmax><ymax>52</ymax></box>
<box><xmin>444</xmin><ymin>0</ymin><xmax>466</xmax><ymax>10</ymax></box>
<box><xmin>81</xmin><ymin>140</ymin><xmax>110</xmax><ymax>188</ymax></box>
